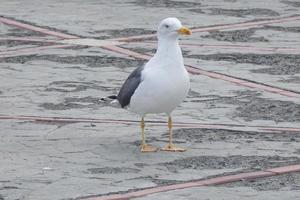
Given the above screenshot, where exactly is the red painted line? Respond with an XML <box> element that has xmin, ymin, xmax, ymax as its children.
<box><xmin>266</xmin><ymin>165</ymin><xmax>300</xmax><ymax>174</ymax></box>
<box><xmin>197</xmin><ymin>171</ymin><xmax>275</xmax><ymax>186</ymax></box>
<box><xmin>113</xmin><ymin>15</ymin><xmax>300</xmax><ymax>42</ymax></box>
<box><xmin>0</xmin><ymin>115</ymin><xmax>299</xmax><ymax>133</ymax></box>
<box><xmin>102</xmin><ymin>45</ymin><xmax>151</xmax><ymax>60</ymax></box>
<box><xmin>0</xmin><ymin>16</ymin><xmax>79</xmax><ymax>39</ymax></box>
<box><xmin>0</xmin><ymin>44</ymin><xmax>75</xmax><ymax>57</ymax></box>
<box><xmin>79</xmin><ymin>164</ymin><xmax>300</xmax><ymax>200</ymax></box>
<box><xmin>99</xmin><ymin>45</ymin><xmax>300</xmax><ymax>98</ymax></box>
<box><xmin>185</xmin><ymin>65</ymin><xmax>300</xmax><ymax>99</ymax></box>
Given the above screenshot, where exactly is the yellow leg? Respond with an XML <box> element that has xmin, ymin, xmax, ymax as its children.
<box><xmin>140</xmin><ymin>117</ymin><xmax>158</xmax><ymax>153</ymax></box>
<box><xmin>161</xmin><ymin>117</ymin><xmax>186</xmax><ymax>152</ymax></box>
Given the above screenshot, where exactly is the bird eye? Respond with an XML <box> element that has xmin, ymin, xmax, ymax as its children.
<box><xmin>165</xmin><ymin>24</ymin><xmax>169</xmax><ymax>28</ymax></box>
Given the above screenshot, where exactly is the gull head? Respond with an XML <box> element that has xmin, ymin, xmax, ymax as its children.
<box><xmin>157</xmin><ymin>18</ymin><xmax>191</xmax><ymax>40</ymax></box>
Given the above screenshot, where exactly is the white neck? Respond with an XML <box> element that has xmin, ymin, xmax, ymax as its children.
<box><xmin>151</xmin><ymin>36</ymin><xmax>184</xmax><ymax>67</ymax></box>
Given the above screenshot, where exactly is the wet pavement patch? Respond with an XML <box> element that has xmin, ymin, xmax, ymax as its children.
<box><xmin>264</xmin><ymin>25</ymin><xmax>300</xmax><ymax>33</ymax></box>
<box><xmin>0</xmin><ymin>26</ymin><xmax>44</xmax><ymax>37</ymax></box>
<box><xmin>129</xmin><ymin>0</ymin><xmax>202</xmax><ymax>8</ymax></box>
<box><xmin>32</xmin><ymin>120</ymin><xmax>74</xmax><ymax>126</ymax></box>
<box><xmin>87</xmin><ymin>167</ymin><xmax>140</xmax><ymax>174</ymax></box>
<box><xmin>63</xmin><ymin>45</ymin><xmax>89</xmax><ymax>50</ymax></box>
<box><xmin>64</xmin><ymin>96</ymin><xmax>102</xmax><ymax>104</ymax></box>
<box><xmin>160</xmin><ymin>155</ymin><xmax>300</xmax><ymax>173</ymax></box>
<box><xmin>188</xmin><ymin>53</ymin><xmax>300</xmax><ymax>75</ymax></box>
<box><xmin>151</xmin><ymin>178</ymin><xmax>184</xmax><ymax>186</ymax></box>
<box><xmin>201</xmin><ymin>25</ymin><xmax>299</xmax><ymax>42</ymax></box>
<box><xmin>46</xmin><ymin>81</ymin><xmax>112</xmax><ymax>93</ymax></box>
<box><xmin>0</xmin><ymin>40</ymin><xmax>50</xmax><ymax>47</ymax></box>
<box><xmin>207</xmin><ymin>8</ymin><xmax>280</xmax><ymax>18</ymax></box>
<box><xmin>0</xmin><ymin>55</ymin><xmax>144</xmax><ymax>68</ymax></box>
<box><xmin>279</xmin><ymin>76</ymin><xmax>300</xmax><ymax>83</ymax></box>
<box><xmin>282</xmin><ymin>0</ymin><xmax>300</xmax><ymax>7</ymax></box>
<box><xmin>40</xmin><ymin>96</ymin><xmax>102</xmax><ymax>110</ymax></box>
<box><xmin>134</xmin><ymin>176</ymin><xmax>184</xmax><ymax>186</ymax></box>
<box><xmin>188</xmin><ymin>90</ymin><xmax>300</xmax><ymax>122</ymax></box>
<box><xmin>202</xmin><ymin>28</ymin><xmax>268</xmax><ymax>42</ymax></box>
<box><xmin>42</xmin><ymin>81</ymin><xmax>121</xmax><ymax>110</ymax></box>
<box><xmin>93</xmin><ymin>28</ymin><xmax>155</xmax><ymax>39</ymax></box>
<box><xmin>158</xmin><ymin>124</ymin><xmax>300</xmax><ymax>179</ymax></box>
<box><xmin>187</xmin><ymin>8</ymin><xmax>205</xmax><ymax>14</ymax></box>
<box><xmin>171</xmin><ymin>128</ymin><xmax>300</xmax><ymax>143</ymax></box>
<box><xmin>124</xmin><ymin>46</ymin><xmax>156</xmax><ymax>55</ymax></box>
<box><xmin>40</xmin><ymin>102</ymin><xmax>87</xmax><ymax>110</ymax></box>
<box><xmin>0</xmin><ymin>186</ymin><xmax>19</xmax><ymax>190</ymax></box>
<box><xmin>0</xmin><ymin>55</ymin><xmax>37</xmax><ymax>64</ymax></box>
<box><xmin>223</xmin><ymin>172</ymin><xmax>300</xmax><ymax>191</ymax></box>
<box><xmin>235</xmin><ymin>96</ymin><xmax>300</xmax><ymax>123</ymax></box>
<box><xmin>205</xmin><ymin>91</ymin><xmax>300</xmax><ymax>122</ymax></box>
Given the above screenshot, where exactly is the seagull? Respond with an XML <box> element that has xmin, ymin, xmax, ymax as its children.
<box><xmin>116</xmin><ymin>18</ymin><xmax>191</xmax><ymax>152</ymax></box>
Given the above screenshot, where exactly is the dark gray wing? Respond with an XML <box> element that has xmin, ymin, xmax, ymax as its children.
<box><xmin>117</xmin><ymin>65</ymin><xmax>144</xmax><ymax>108</ymax></box>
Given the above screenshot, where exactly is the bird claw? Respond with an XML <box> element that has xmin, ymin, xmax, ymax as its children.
<box><xmin>161</xmin><ymin>144</ymin><xmax>186</xmax><ymax>152</ymax></box>
<box><xmin>141</xmin><ymin>144</ymin><xmax>158</xmax><ymax>152</ymax></box>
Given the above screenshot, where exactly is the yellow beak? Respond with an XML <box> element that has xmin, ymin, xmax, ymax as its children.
<box><xmin>178</xmin><ymin>27</ymin><xmax>192</xmax><ymax>35</ymax></box>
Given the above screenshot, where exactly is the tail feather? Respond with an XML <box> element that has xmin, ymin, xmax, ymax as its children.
<box><xmin>99</xmin><ymin>95</ymin><xmax>120</xmax><ymax>107</ymax></box>
<box><xmin>107</xmin><ymin>95</ymin><xmax>117</xmax><ymax>100</ymax></box>
<box><xmin>100</xmin><ymin>95</ymin><xmax>117</xmax><ymax>101</ymax></box>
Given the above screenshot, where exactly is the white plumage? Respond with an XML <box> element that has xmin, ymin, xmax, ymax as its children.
<box><xmin>117</xmin><ymin>18</ymin><xmax>191</xmax><ymax>152</ymax></box>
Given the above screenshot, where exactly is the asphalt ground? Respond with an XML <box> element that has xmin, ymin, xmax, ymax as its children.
<box><xmin>0</xmin><ymin>0</ymin><xmax>299</xmax><ymax>200</ymax></box>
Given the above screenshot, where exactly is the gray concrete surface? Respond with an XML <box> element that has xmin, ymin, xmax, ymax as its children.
<box><xmin>135</xmin><ymin>173</ymin><xmax>300</xmax><ymax>200</ymax></box>
<box><xmin>0</xmin><ymin>0</ymin><xmax>300</xmax><ymax>200</ymax></box>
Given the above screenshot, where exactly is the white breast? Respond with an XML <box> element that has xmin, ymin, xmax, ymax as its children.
<box><xmin>129</xmin><ymin>63</ymin><xmax>190</xmax><ymax>116</ymax></box>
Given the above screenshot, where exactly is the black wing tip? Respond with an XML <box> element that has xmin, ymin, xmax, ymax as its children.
<box><xmin>100</xmin><ymin>95</ymin><xmax>117</xmax><ymax>102</ymax></box>
<box><xmin>116</xmin><ymin>65</ymin><xmax>144</xmax><ymax>109</ymax></box>
<box><xmin>107</xmin><ymin>95</ymin><xmax>117</xmax><ymax>99</ymax></box>
<box><xmin>117</xmin><ymin>95</ymin><xmax>129</xmax><ymax>108</ymax></box>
